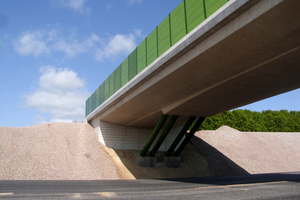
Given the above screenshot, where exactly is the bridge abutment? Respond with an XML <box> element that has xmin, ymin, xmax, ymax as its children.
<box><xmin>90</xmin><ymin>115</ymin><xmax>184</xmax><ymax>152</ymax></box>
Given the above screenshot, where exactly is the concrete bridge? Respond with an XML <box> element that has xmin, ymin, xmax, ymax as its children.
<box><xmin>85</xmin><ymin>0</ymin><xmax>300</xmax><ymax>163</ymax></box>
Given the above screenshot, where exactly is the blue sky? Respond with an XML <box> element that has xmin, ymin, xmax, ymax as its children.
<box><xmin>0</xmin><ymin>0</ymin><xmax>299</xmax><ymax>127</ymax></box>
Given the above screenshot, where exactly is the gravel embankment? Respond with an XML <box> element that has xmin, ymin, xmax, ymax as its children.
<box><xmin>192</xmin><ymin>126</ymin><xmax>300</xmax><ymax>175</ymax></box>
<box><xmin>0</xmin><ymin>123</ymin><xmax>119</xmax><ymax>180</ymax></box>
<box><xmin>1</xmin><ymin>123</ymin><xmax>299</xmax><ymax>180</ymax></box>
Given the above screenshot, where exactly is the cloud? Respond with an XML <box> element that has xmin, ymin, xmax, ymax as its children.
<box><xmin>134</xmin><ymin>29</ymin><xmax>143</xmax><ymax>38</ymax></box>
<box><xmin>95</xmin><ymin>29</ymin><xmax>143</xmax><ymax>61</ymax></box>
<box><xmin>127</xmin><ymin>0</ymin><xmax>142</xmax><ymax>6</ymax></box>
<box><xmin>106</xmin><ymin>4</ymin><xmax>113</xmax><ymax>11</ymax></box>
<box><xmin>52</xmin><ymin>33</ymin><xmax>101</xmax><ymax>57</ymax></box>
<box><xmin>13</xmin><ymin>30</ymin><xmax>50</xmax><ymax>57</ymax></box>
<box><xmin>13</xmin><ymin>26</ymin><xmax>142</xmax><ymax>61</ymax></box>
<box><xmin>52</xmin><ymin>0</ymin><xmax>91</xmax><ymax>15</ymax></box>
<box><xmin>38</xmin><ymin>66</ymin><xmax>85</xmax><ymax>92</ymax></box>
<box><xmin>32</xmin><ymin>115</ymin><xmax>48</xmax><ymax>125</ymax></box>
<box><xmin>13</xmin><ymin>27</ymin><xmax>101</xmax><ymax>58</ymax></box>
<box><xmin>24</xmin><ymin>66</ymin><xmax>89</xmax><ymax>123</ymax></box>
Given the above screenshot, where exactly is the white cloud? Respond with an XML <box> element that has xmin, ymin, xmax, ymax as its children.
<box><xmin>13</xmin><ymin>28</ymin><xmax>101</xmax><ymax>58</ymax></box>
<box><xmin>52</xmin><ymin>0</ymin><xmax>91</xmax><ymax>15</ymax></box>
<box><xmin>25</xmin><ymin>66</ymin><xmax>89</xmax><ymax>123</ymax></box>
<box><xmin>134</xmin><ymin>29</ymin><xmax>143</xmax><ymax>38</ymax></box>
<box><xmin>33</xmin><ymin>115</ymin><xmax>48</xmax><ymax>125</ymax></box>
<box><xmin>38</xmin><ymin>66</ymin><xmax>85</xmax><ymax>92</ymax></box>
<box><xmin>95</xmin><ymin>30</ymin><xmax>143</xmax><ymax>61</ymax></box>
<box><xmin>50</xmin><ymin>31</ymin><xmax>101</xmax><ymax>57</ymax></box>
<box><xmin>13</xmin><ymin>30</ymin><xmax>50</xmax><ymax>57</ymax></box>
<box><xmin>13</xmin><ymin>26</ymin><xmax>142</xmax><ymax>61</ymax></box>
<box><xmin>127</xmin><ymin>0</ymin><xmax>142</xmax><ymax>6</ymax></box>
<box><xmin>51</xmin><ymin>33</ymin><xmax>102</xmax><ymax>58</ymax></box>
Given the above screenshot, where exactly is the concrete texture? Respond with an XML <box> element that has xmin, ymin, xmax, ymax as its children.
<box><xmin>86</xmin><ymin>0</ymin><xmax>300</xmax><ymax>128</ymax></box>
<box><xmin>90</xmin><ymin>115</ymin><xmax>185</xmax><ymax>150</ymax></box>
<box><xmin>112</xmin><ymin>144</ymin><xmax>210</xmax><ymax>179</ymax></box>
<box><xmin>137</xmin><ymin>156</ymin><xmax>157</xmax><ymax>168</ymax></box>
<box><xmin>164</xmin><ymin>156</ymin><xmax>181</xmax><ymax>168</ymax></box>
<box><xmin>137</xmin><ymin>155</ymin><xmax>181</xmax><ymax>168</ymax></box>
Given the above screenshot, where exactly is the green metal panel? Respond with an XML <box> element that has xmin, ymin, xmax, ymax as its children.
<box><xmin>146</xmin><ymin>28</ymin><xmax>158</xmax><ymax>66</ymax></box>
<box><xmin>128</xmin><ymin>48</ymin><xmax>137</xmax><ymax>81</ymax></box>
<box><xmin>85</xmin><ymin>99</ymin><xmax>88</xmax><ymax>116</ymax></box>
<box><xmin>87</xmin><ymin>96</ymin><xmax>90</xmax><ymax>115</ymax></box>
<box><xmin>99</xmin><ymin>83</ymin><xmax>104</xmax><ymax>105</ymax></box>
<box><xmin>204</xmin><ymin>0</ymin><xmax>227</xmax><ymax>18</ymax></box>
<box><xmin>92</xmin><ymin>92</ymin><xmax>96</xmax><ymax>111</ymax></box>
<box><xmin>158</xmin><ymin>15</ymin><xmax>171</xmax><ymax>57</ymax></box>
<box><xmin>86</xmin><ymin>96</ymin><xmax>89</xmax><ymax>116</ymax></box>
<box><xmin>104</xmin><ymin>78</ymin><xmax>110</xmax><ymax>100</ymax></box>
<box><xmin>137</xmin><ymin>40</ymin><xmax>146</xmax><ymax>73</ymax></box>
<box><xmin>121</xmin><ymin>58</ymin><xmax>128</xmax><ymax>86</ymax></box>
<box><xmin>186</xmin><ymin>0</ymin><xmax>205</xmax><ymax>33</ymax></box>
<box><xmin>115</xmin><ymin>64</ymin><xmax>122</xmax><ymax>92</ymax></box>
<box><xmin>109</xmin><ymin>72</ymin><xmax>115</xmax><ymax>97</ymax></box>
<box><xmin>88</xmin><ymin>96</ymin><xmax>92</xmax><ymax>115</ymax></box>
<box><xmin>95</xmin><ymin>86</ymin><xmax>100</xmax><ymax>108</ymax></box>
<box><xmin>90</xmin><ymin>96</ymin><xmax>93</xmax><ymax>114</ymax></box>
<box><xmin>170</xmin><ymin>1</ymin><xmax>186</xmax><ymax>45</ymax></box>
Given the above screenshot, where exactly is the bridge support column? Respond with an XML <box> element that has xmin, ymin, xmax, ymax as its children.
<box><xmin>140</xmin><ymin>114</ymin><xmax>168</xmax><ymax>157</ymax></box>
<box><xmin>174</xmin><ymin>117</ymin><xmax>206</xmax><ymax>157</ymax></box>
<box><xmin>149</xmin><ymin>115</ymin><xmax>179</xmax><ymax>157</ymax></box>
<box><xmin>165</xmin><ymin>116</ymin><xmax>197</xmax><ymax>157</ymax></box>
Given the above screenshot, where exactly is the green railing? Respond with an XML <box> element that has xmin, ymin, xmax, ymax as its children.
<box><xmin>86</xmin><ymin>0</ymin><xmax>228</xmax><ymax>117</ymax></box>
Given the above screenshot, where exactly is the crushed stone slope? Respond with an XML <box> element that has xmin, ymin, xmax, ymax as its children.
<box><xmin>0</xmin><ymin>123</ymin><xmax>119</xmax><ymax>180</ymax></box>
<box><xmin>193</xmin><ymin>126</ymin><xmax>300</xmax><ymax>175</ymax></box>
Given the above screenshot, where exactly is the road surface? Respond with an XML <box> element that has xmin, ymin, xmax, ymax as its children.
<box><xmin>0</xmin><ymin>172</ymin><xmax>300</xmax><ymax>199</ymax></box>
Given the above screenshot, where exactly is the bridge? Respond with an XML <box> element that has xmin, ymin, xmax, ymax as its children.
<box><xmin>85</xmin><ymin>0</ymin><xmax>300</xmax><ymax>164</ymax></box>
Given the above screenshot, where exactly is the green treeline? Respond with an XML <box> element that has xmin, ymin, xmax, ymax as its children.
<box><xmin>196</xmin><ymin>110</ymin><xmax>300</xmax><ymax>132</ymax></box>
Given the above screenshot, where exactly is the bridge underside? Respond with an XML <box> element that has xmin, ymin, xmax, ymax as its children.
<box><xmin>88</xmin><ymin>0</ymin><xmax>300</xmax><ymax>129</ymax></box>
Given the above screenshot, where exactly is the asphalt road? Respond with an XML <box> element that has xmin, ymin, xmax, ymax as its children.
<box><xmin>0</xmin><ymin>172</ymin><xmax>300</xmax><ymax>199</ymax></box>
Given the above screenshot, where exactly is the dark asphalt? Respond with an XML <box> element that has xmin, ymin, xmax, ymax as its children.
<box><xmin>0</xmin><ymin>172</ymin><xmax>300</xmax><ymax>199</ymax></box>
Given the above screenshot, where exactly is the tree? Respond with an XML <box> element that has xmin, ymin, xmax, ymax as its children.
<box><xmin>196</xmin><ymin>110</ymin><xmax>300</xmax><ymax>132</ymax></box>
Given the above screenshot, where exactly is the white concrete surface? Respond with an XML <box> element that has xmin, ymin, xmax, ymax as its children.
<box><xmin>91</xmin><ymin>116</ymin><xmax>184</xmax><ymax>151</ymax></box>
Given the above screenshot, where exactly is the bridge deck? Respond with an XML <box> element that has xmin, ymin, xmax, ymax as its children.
<box><xmin>86</xmin><ymin>0</ymin><xmax>300</xmax><ymax>128</ymax></box>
